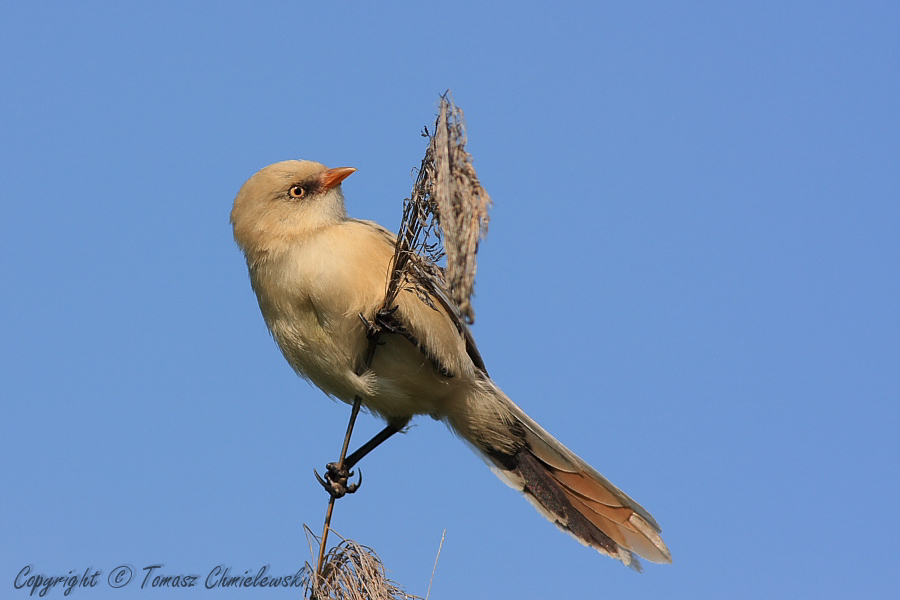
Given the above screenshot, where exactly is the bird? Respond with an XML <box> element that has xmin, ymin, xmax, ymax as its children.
<box><xmin>230</xmin><ymin>159</ymin><xmax>671</xmax><ymax>569</ymax></box>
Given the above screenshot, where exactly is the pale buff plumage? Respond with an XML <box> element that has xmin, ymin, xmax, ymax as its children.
<box><xmin>231</xmin><ymin>160</ymin><xmax>671</xmax><ymax>569</ymax></box>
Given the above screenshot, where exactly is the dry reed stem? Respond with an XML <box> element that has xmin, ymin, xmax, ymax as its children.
<box><xmin>312</xmin><ymin>91</ymin><xmax>490</xmax><ymax>598</ymax></box>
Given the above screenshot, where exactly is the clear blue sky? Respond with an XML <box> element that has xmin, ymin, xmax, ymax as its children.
<box><xmin>2</xmin><ymin>2</ymin><xmax>898</xmax><ymax>598</ymax></box>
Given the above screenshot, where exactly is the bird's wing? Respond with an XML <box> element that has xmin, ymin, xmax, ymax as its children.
<box><xmin>351</xmin><ymin>219</ymin><xmax>486</xmax><ymax>377</ymax></box>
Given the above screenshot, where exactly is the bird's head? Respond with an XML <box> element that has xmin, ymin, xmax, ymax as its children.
<box><xmin>231</xmin><ymin>160</ymin><xmax>356</xmax><ymax>263</ymax></box>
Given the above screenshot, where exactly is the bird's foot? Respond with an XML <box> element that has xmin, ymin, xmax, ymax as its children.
<box><xmin>358</xmin><ymin>306</ymin><xmax>404</xmax><ymax>339</ymax></box>
<box><xmin>314</xmin><ymin>462</ymin><xmax>362</xmax><ymax>499</ymax></box>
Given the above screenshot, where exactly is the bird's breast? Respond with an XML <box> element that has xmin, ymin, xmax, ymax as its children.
<box><xmin>247</xmin><ymin>245</ymin><xmax>371</xmax><ymax>399</ymax></box>
<box><xmin>245</xmin><ymin>222</ymin><xmax>471</xmax><ymax>421</ymax></box>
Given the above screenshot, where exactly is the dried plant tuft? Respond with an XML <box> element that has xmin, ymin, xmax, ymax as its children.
<box><xmin>304</xmin><ymin>527</ymin><xmax>422</xmax><ymax>600</ymax></box>
<box><xmin>385</xmin><ymin>92</ymin><xmax>491</xmax><ymax>325</ymax></box>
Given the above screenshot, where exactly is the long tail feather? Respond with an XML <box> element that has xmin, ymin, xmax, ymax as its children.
<box><xmin>449</xmin><ymin>381</ymin><xmax>671</xmax><ymax>570</ymax></box>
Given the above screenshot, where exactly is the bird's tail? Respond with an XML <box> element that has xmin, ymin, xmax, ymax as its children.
<box><xmin>445</xmin><ymin>378</ymin><xmax>671</xmax><ymax>570</ymax></box>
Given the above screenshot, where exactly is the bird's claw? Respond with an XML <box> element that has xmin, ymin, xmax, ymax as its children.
<box><xmin>358</xmin><ymin>306</ymin><xmax>402</xmax><ymax>339</ymax></box>
<box><xmin>314</xmin><ymin>463</ymin><xmax>362</xmax><ymax>499</ymax></box>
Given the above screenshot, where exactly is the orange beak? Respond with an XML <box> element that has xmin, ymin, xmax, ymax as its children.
<box><xmin>322</xmin><ymin>166</ymin><xmax>357</xmax><ymax>190</ymax></box>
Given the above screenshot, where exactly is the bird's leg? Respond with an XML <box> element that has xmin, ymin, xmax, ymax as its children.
<box><xmin>315</xmin><ymin>422</ymin><xmax>406</xmax><ymax>499</ymax></box>
<box><xmin>343</xmin><ymin>422</ymin><xmax>405</xmax><ymax>470</ymax></box>
<box><xmin>316</xmin><ymin>311</ymin><xmax>426</xmax><ymax>500</ymax></box>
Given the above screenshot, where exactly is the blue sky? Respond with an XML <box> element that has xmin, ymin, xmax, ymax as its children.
<box><xmin>2</xmin><ymin>1</ymin><xmax>898</xmax><ymax>598</ymax></box>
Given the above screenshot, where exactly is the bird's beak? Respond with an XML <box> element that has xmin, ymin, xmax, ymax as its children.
<box><xmin>322</xmin><ymin>167</ymin><xmax>357</xmax><ymax>190</ymax></box>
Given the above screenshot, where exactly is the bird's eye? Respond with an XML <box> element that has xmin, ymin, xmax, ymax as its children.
<box><xmin>289</xmin><ymin>185</ymin><xmax>306</xmax><ymax>199</ymax></box>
